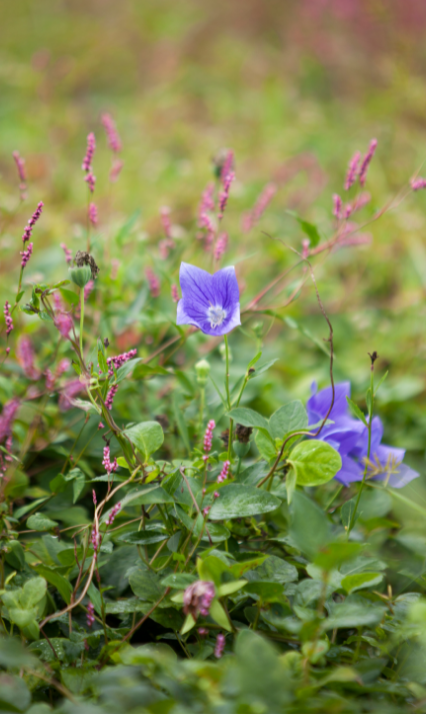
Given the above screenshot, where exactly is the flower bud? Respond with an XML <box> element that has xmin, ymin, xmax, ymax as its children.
<box><xmin>195</xmin><ymin>359</ymin><xmax>210</xmax><ymax>387</ymax></box>
<box><xmin>69</xmin><ymin>265</ymin><xmax>92</xmax><ymax>288</ymax></box>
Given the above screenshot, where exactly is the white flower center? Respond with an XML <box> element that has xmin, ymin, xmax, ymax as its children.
<box><xmin>207</xmin><ymin>305</ymin><xmax>227</xmax><ymax>328</ymax></box>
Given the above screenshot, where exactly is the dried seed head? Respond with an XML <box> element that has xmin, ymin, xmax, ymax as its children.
<box><xmin>74</xmin><ymin>250</ymin><xmax>99</xmax><ymax>279</ymax></box>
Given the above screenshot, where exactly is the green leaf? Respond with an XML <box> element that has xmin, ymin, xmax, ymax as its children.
<box><xmin>287</xmin><ymin>440</ymin><xmax>341</xmax><ymax>486</ymax></box>
<box><xmin>290</xmin><ymin>490</ymin><xmax>331</xmax><ymax>559</ymax></box>
<box><xmin>115</xmin><ymin>358</ymin><xmax>143</xmax><ymax>384</ymax></box>
<box><xmin>251</xmin><ymin>358</ymin><xmax>279</xmax><ymax>377</ymax></box>
<box><xmin>181</xmin><ymin>613</ymin><xmax>196</xmax><ymax>635</ymax></box>
<box><xmin>217</xmin><ymin>579</ymin><xmax>248</xmax><ymax>597</ymax></box>
<box><xmin>209</xmin><ymin>484</ymin><xmax>281</xmax><ymax>520</ymax></box>
<box><xmin>346</xmin><ymin>397</ymin><xmax>368</xmax><ymax>426</ymax></box>
<box><xmin>129</xmin><ymin>567</ymin><xmax>163</xmax><ymax>602</ymax></box>
<box><xmin>286</xmin><ymin>209</ymin><xmax>321</xmax><ymax>247</ymax></box>
<box><xmin>117</xmin><ymin>530</ymin><xmax>168</xmax><ymax>545</ymax></box>
<box><xmin>124</xmin><ymin>421</ymin><xmax>164</xmax><ymax>460</ymax></box>
<box><xmin>322</xmin><ymin>600</ymin><xmax>386</xmax><ymax>631</ymax></box>
<box><xmin>72</xmin><ymin>473</ymin><xmax>85</xmax><ymax>503</ymax></box>
<box><xmin>172</xmin><ymin>394</ymin><xmax>191</xmax><ymax>453</ymax></box>
<box><xmin>21</xmin><ymin>577</ymin><xmax>47</xmax><ymax>608</ymax></box>
<box><xmin>33</xmin><ymin>566</ymin><xmax>72</xmax><ymax>605</ymax></box>
<box><xmin>160</xmin><ymin>573</ymin><xmax>197</xmax><ymax>589</ymax></box>
<box><xmin>246</xmin><ymin>555</ymin><xmax>298</xmax><ymax>584</ymax></box>
<box><xmin>374</xmin><ymin>370</ymin><xmax>389</xmax><ymax>396</ymax></box>
<box><xmin>255</xmin><ymin>429</ymin><xmax>277</xmax><ymax>461</ymax></box>
<box><xmin>341</xmin><ymin>572</ymin><xmax>383</xmax><ymax>594</ymax></box>
<box><xmin>228</xmin><ymin>407</ymin><xmax>269</xmax><ymax>431</ymax></box>
<box><xmin>0</xmin><ymin>673</ymin><xmax>31</xmax><ymax>711</ymax></box>
<box><xmin>88</xmin><ymin>581</ymin><xmax>103</xmax><ymax>616</ymax></box>
<box><xmin>314</xmin><ymin>542</ymin><xmax>363</xmax><ymax>571</ymax></box>
<box><xmin>286</xmin><ymin>468</ymin><xmax>297</xmax><ymax>505</ymax></box>
<box><xmin>209</xmin><ymin>599</ymin><xmax>232</xmax><ymax>631</ymax></box>
<box><xmin>269</xmin><ymin>401</ymin><xmax>308</xmax><ymax>440</ymax></box>
<box><xmin>247</xmin><ymin>352</ymin><xmax>262</xmax><ymax>369</ymax></box>
<box><xmin>27</xmin><ymin>513</ymin><xmax>58</xmax><ymax>531</ymax></box>
<box><xmin>8</xmin><ymin>610</ymin><xmax>36</xmax><ymax>631</ymax></box>
<box><xmin>15</xmin><ymin>290</ymin><xmax>25</xmax><ymax>304</ymax></box>
<box><xmin>59</xmin><ymin>287</ymin><xmax>79</xmax><ymax>307</ymax></box>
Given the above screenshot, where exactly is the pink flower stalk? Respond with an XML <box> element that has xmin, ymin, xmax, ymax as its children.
<box><xmin>86</xmin><ymin>602</ymin><xmax>95</xmax><ymax>628</ymax></box>
<box><xmin>17</xmin><ymin>336</ymin><xmax>39</xmax><ymax>379</ymax></box>
<box><xmin>84</xmin><ymin>280</ymin><xmax>94</xmax><ymax>300</ymax></box>
<box><xmin>22</xmin><ymin>202</ymin><xmax>43</xmax><ymax>243</ymax></box>
<box><xmin>159</xmin><ymin>238</ymin><xmax>174</xmax><ymax>260</ymax></box>
<box><xmin>85</xmin><ymin>172</ymin><xmax>96</xmax><ymax>193</ymax></box>
<box><xmin>59</xmin><ymin>379</ymin><xmax>85</xmax><ymax>410</ymax></box>
<box><xmin>105</xmin><ymin>384</ymin><xmax>118</xmax><ymax>410</ymax></box>
<box><xmin>13</xmin><ymin>150</ymin><xmax>26</xmax><ymax>184</ymax></box>
<box><xmin>5</xmin><ymin>347</ymin><xmax>10</xmax><ymax>357</ymax></box>
<box><xmin>109</xmin><ymin>158</ymin><xmax>124</xmax><ymax>182</ymax></box>
<box><xmin>198</xmin><ymin>627</ymin><xmax>208</xmax><ymax>636</ymax></box>
<box><xmin>82</xmin><ymin>132</ymin><xmax>96</xmax><ymax>172</ymax></box>
<box><xmin>183</xmin><ymin>581</ymin><xmax>215</xmax><ymax>619</ymax></box>
<box><xmin>20</xmin><ymin>242</ymin><xmax>33</xmax><ymax>269</ymax></box>
<box><xmin>344</xmin><ymin>151</ymin><xmax>360</xmax><ymax>191</ymax></box>
<box><xmin>359</xmin><ymin>138</ymin><xmax>377</xmax><ymax>187</ymax></box>
<box><xmin>214</xmin><ymin>232</ymin><xmax>228</xmax><ymax>261</ymax></box>
<box><xmin>251</xmin><ymin>182</ymin><xmax>277</xmax><ymax>225</ymax></box>
<box><xmin>301</xmin><ymin>239</ymin><xmax>310</xmax><ymax>259</ymax></box>
<box><xmin>146</xmin><ymin>267</ymin><xmax>160</xmax><ymax>297</ymax></box>
<box><xmin>98</xmin><ymin>422</ymin><xmax>105</xmax><ymax>430</ymax></box>
<box><xmin>45</xmin><ymin>369</ymin><xmax>55</xmax><ymax>390</ymax></box>
<box><xmin>214</xmin><ymin>491</ymin><xmax>220</xmax><ymax>499</ymax></box>
<box><xmin>4</xmin><ymin>302</ymin><xmax>13</xmax><ymax>337</ymax></box>
<box><xmin>411</xmin><ymin>177</ymin><xmax>426</xmax><ymax>191</ymax></box>
<box><xmin>101</xmin><ymin>113</ymin><xmax>122</xmax><ymax>153</ymax></box>
<box><xmin>214</xmin><ymin>633</ymin><xmax>226</xmax><ymax>658</ymax></box>
<box><xmin>343</xmin><ymin>203</ymin><xmax>353</xmax><ymax>219</ymax></box>
<box><xmin>60</xmin><ymin>242</ymin><xmax>73</xmax><ymax>264</ymax></box>
<box><xmin>160</xmin><ymin>206</ymin><xmax>172</xmax><ymax>239</ymax></box>
<box><xmin>352</xmin><ymin>191</ymin><xmax>371</xmax><ymax>212</ymax></box>
<box><xmin>57</xmin><ymin>358</ymin><xmax>70</xmax><ymax>377</ymax></box>
<box><xmin>106</xmin><ymin>502</ymin><xmax>121</xmax><ymax>525</ymax></box>
<box><xmin>332</xmin><ymin>194</ymin><xmax>342</xmax><ymax>219</ymax></box>
<box><xmin>106</xmin><ymin>349</ymin><xmax>137</xmax><ymax>377</ymax></box>
<box><xmin>91</xmin><ymin>526</ymin><xmax>100</xmax><ymax>555</ymax></box>
<box><xmin>0</xmin><ymin>398</ymin><xmax>20</xmax><ymax>443</ymax></box>
<box><xmin>171</xmin><ymin>284</ymin><xmax>179</xmax><ymax>303</ymax></box>
<box><xmin>198</xmin><ymin>183</ymin><xmax>215</xmax><ymax>226</ymax></box>
<box><xmin>88</xmin><ymin>203</ymin><xmax>98</xmax><ymax>226</ymax></box>
<box><xmin>54</xmin><ymin>312</ymin><xmax>73</xmax><ymax>339</ymax></box>
<box><xmin>217</xmin><ymin>460</ymin><xmax>230</xmax><ymax>483</ymax></box>
<box><xmin>4</xmin><ymin>435</ymin><xmax>12</xmax><ymax>462</ymax></box>
<box><xmin>203</xmin><ymin>420</ymin><xmax>215</xmax><ymax>453</ymax></box>
<box><xmin>218</xmin><ymin>171</ymin><xmax>235</xmax><ymax>218</ymax></box>
<box><xmin>92</xmin><ymin>489</ymin><xmax>97</xmax><ymax>505</ymax></box>
<box><xmin>203</xmin><ymin>506</ymin><xmax>210</xmax><ymax>516</ymax></box>
<box><xmin>221</xmin><ymin>150</ymin><xmax>234</xmax><ymax>183</ymax></box>
<box><xmin>102</xmin><ymin>445</ymin><xmax>118</xmax><ymax>475</ymax></box>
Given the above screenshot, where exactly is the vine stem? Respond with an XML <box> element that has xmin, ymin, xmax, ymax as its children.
<box><xmin>224</xmin><ymin>334</ymin><xmax>234</xmax><ymax>459</ymax></box>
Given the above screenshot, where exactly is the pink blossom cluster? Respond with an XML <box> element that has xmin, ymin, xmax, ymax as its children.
<box><xmin>218</xmin><ymin>170</ymin><xmax>235</xmax><ymax>219</ymax></box>
<box><xmin>217</xmin><ymin>460</ymin><xmax>230</xmax><ymax>483</ymax></box>
<box><xmin>198</xmin><ymin>183</ymin><xmax>215</xmax><ymax>226</ymax></box>
<box><xmin>202</xmin><ymin>506</ymin><xmax>210</xmax><ymax>516</ymax></box>
<box><xmin>214</xmin><ymin>633</ymin><xmax>225</xmax><ymax>658</ymax></box>
<box><xmin>45</xmin><ymin>358</ymin><xmax>70</xmax><ymax>391</ymax></box>
<box><xmin>17</xmin><ymin>336</ymin><xmax>39</xmax><ymax>379</ymax></box>
<box><xmin>0</xmin><ymin>434</ymin><xmax>13</xmax><ymax>476</ymax></box>
<box><xmin>106</xmin><ymin>349</ymin><xmax>137</xmax><ymax>377</ymax></box>
<box><xmin>13</xmin><ymin>150</ymin><xmax>27</xmax><ymax>198</ymax></box>
<box><xmin>183</xmin><ymin>580</ymin><xmax>215</xmax><ymax>619</ymax></box>
<box><xmin>85</xmin><ymin>172</ymin><xmax>96</xmax><ymax>193</ymax></box>
<box><xmin>91</xmin><ymin>526</ymin><xmax>100</xmax><ymax>555</ymax></box>
<box><xmin>102</xmin><ymin>445</ymin><xmax>118</xmax><ymax>475</ymax></box>
<box><xmin>171</xmin><ymin>284</ymin><xmax>179</xmax><ymax>303</ymax></box>
<box><xmin>242</xmin><ymin>183</ymin><xmax>277</xmax><ymax>232</ymax></box>
<box><xmin>22</xmin><ymin>202</ymin><xmax>43</xmax><ymax>243</ymax></box>
<box><xmin>105</xmin><ymin>385</ymin><xmax>118</xmax><ymax>410</ymax></box>
<box><xmin>86</xmin><ymin>602</ymin><xmax>95</xmax><ymax>628</ymax></box>
<box><xmin>101</xmin><ymin>113</ymin><xmax>122</xmax><ymax>153</ymax></box>
<box><xmin>4</xmin><ymin>302</ymin><xmax>13</xmax><ymax>337</ymax></box>
<box><xmin>359</xmin><ymin>139</ymin><xmax>378</xmax><ymax>186</ymax></box>
<box><xmin>84</xmin><ymin>280</ymin><xmax>94</xmax><ymax>300</ymax></box>
<box><xmin>344</xmin><ymin>151</ymin><xmax>360</xmax><ymax>191</ymax></box>
<box><xmin>89</xmin><ymin>203</ymin><xmax>98</xmax><ymax>226</ymax></box>
<box><xmin>82</xmin><ymin>132</ymin><xmax>96</xmax><ymax>172</ymax></box>
<box><xmin>203</xmin><ymin>420</ymin><xmax>215</xmax><ymax>453</ymax></box>
<box><xmin>0</xmin><ymin>398</ymin><xmax>20</xmax><ymax>443</ymax></box>
<box><xmin>214</xmin><ymin>232</ymin><xmax>228</xmax><ymax>261</ymax></box>
<box><xmin>106</xmin><ymin>502</ymin><xmax>121</xmax><ymax>525</ymax></box>
<box><xmin>344</xmin><ymin>139</ymin><xmax>378</xmax><ymax>191</ymax></box>
<box><xmin>411</xmin><ymin>177</ymin><xmax>426</xmax><ymax>191</ymax></box>
<box><xmin>60</xmin><ymin>243</ymin><xmax>73</xmax><ymax>264</ymax></box>
<box><xmin>54</xmin><ymin>311</ymin><xmax>73</xmax><ymax>339</ymax></box>
<box><xmin>146</xmin><ymin>267</ymin><xmax>160</xmax><ymax>297</ymax></box>
<box><xmin>20</xmin><ymin>242</ymin><xmax>33</xmax><ymax>269</ymax></box>
<box><xmin>59</xmin><ymin>379</ymin><xmax>85</xmax><ymax>411</ymax></box>
<box><xmin>110</xmin><ymin>158</ymin><xmax>124</xmax><ymax>183</ymax></box>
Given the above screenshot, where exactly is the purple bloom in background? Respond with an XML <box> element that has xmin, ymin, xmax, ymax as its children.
<box><xmin>183</xmin><ymin>580</ymin><xmax>215</xmax><ymax>620</ymax></box>
<box><xmin>176</xmin><ymin>262</ymin><xmax>241</xmax><ymax>336</ymax></box>
<box><xmin>307</xmin><ymin>381</ymin><xmax>419</xmax><ymax>489</ymax></box>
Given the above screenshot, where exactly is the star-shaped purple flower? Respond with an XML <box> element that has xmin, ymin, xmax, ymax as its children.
<box><xmin>176</xmin><ymin>262</ymin><xmax>241</xmax><ymax>336</ymax></box>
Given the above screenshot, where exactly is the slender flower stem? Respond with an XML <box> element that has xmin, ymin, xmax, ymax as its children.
<box><xmin>224</xmin><ymin>335</ymin><xmax>233</xmax><ymax>459</ymax></box>
<box><xmin>79</xmin><ymin>287</ymin><xmax>84</xmax><ymax>357</ymax></box>
<box><xmin>347</xmin><ymin>369</ymin><xmax>375</xmax><ymax>537</ymax></box>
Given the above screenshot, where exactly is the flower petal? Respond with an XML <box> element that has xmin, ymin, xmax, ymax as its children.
<box><xmin>211</xmin><ymin>266</ymin><xmax>240</xmax><ymax>313</ymax></box>
<box><xmin>334</xmin><ymin>455</ymin><xmax>364</xmax><ymax>486</ymax></box>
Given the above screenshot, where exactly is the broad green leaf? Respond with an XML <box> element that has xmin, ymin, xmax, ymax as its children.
<box><xmin>246</xmin><ymin>555</ymin><xmax>298</xmax><ymax>584</ymax></box>
<box><xmin>217</xmin><ymin>579</ymin><xmax>247</xmax><ymax>597</ymax></box>
<box><xmin>314</xmin><ymin>542</ymin><xmax>363</xmax><ymax>571</ymax></box>
<box><xmin>88</xmin><ymin>581</ymin><xmax>103</xmax><ymax>616</ymax></box>
<box><xmin>21</xmin><ymin>577</ymin><xmax>47</xmax><ymax>608</ymax></box>
<box><xmin>117</xmin><ymin>530</ymin><xmax>168</xmax><ymax>545</ymax></box>
<box><xmin>286</xmin><ymin>209</ymin><xmax>321</xmax><ymax>247</ymax></box>
<box><xmin>209</xmin><ymin>484</ymin><xmax>281</xmax><ymax>520</ymax></box>
<box><xmin>269</xmin><ymin>401</ymin><xmax>308</xmax><ymax>440</ymax></box>
<box><xmin>129</xmin><ymin>567</ymin><xmax>163</xmax><ymax>602</ymax></box>
<box><xmin>227</xmin><ymin>407</ymin><xmax>269</xmax><ymax>431</ymax></box>
<box><xmin>72</xmin><ymin>473</ymin><xmax>85</xmax><ymax>503</ymax></box>
<box><xmin>209</xmin><ymin>599</ymin><xmax>232</xmax><ymax>631</ymax></box>
<box><xmin>286</xmin><ymin>468</ymin><xmax>297</xmax><ymax>505</ymax></box>
<box><xmin>8</xmin><ymin>609</ymin><xmax>37</xmax><ymax>629</ymax></box>
<box><xmin>27</xmin><ymin>513</ymin><xmax>58</xmax><ymax>531</ymax></box>
<box><xmin>181</xmin><ymin>613</ymin><xmax>196</xmax><ymax>635</ymax></box>
<box><xmin>34</xmin><ymin>566</ymin><xmax>73</xmax><ymax>605</ymax></box>
<box><xmin>341</xmin><ymin>572</ymin><xmax>383</xmax><ymax>594</ymax></box>
<box><xmin>161</xmin><ymin>573</ymin><xmax>197</xmax><ymax>589</ymax></box>
<box><xmin>59</xmin><ymin>287</ymin><xmax>80</xmax><ymax>306</ymax></box>
<box><xmin>287</xmin><ymin>440</ymin><xmax>341</xmax><ymax>486</ymax></box>
<box><xmin>0</xmin><ymin>673</ymin><xmax>31</xmax><ymax>711</ymax></box>
<box><xmin>250</xmin><ymin>358</ymin><xmax>279</xmax><ymax>377</ymax></box>
<box><xmin>322</xmin><ymin>600</ymin><xmax>386</xmax><ymax>631</ymax></box>
<box><xmin>244</xmin><ymin>582</ymin><xmax>284</xmax><ymax>601</ymax></box>
<box><xmin>290</xmin><ymin>490</ymin><xmax>331</xmax><ymax>559</ymax></box>
<box><xmin>255</xmin><ymin>429</ymin><xmax>277</xmax><ymax>461</ymax></box>
<box><xmin>124</xmin><ymin>421</ymin><xmax>164</xmax><ymax>460</ymax></box>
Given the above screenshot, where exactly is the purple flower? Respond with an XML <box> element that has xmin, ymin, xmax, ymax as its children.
<box><xmin>176</xmin><ymin>262</ymin><xmax>241</xmax><ymax>336</ymax></box>
<box><xmin>307</xmin><ymin>381</ymin><xmax>419</xmax><ymax>489</ymax></box>
<box><xmin>183</xmin><ymin>580</ymin><xmax>215</xmax><ymax>620</ymax></box>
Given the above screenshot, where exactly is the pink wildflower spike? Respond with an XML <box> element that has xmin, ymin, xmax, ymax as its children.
<box><xmin>146</xmin><ymin>267</ymin><xmax>160</xmax><ymax>297</ymax></box>
<box><xmin>359</xmin><ymin>138</ymin><xmax>377</xmax><ymax>187</ymax></box>
<box><xmin>90</xmin><ymin>526</ymin><xmax>100</xmax><ymax>556</ymax></box>
<box><xmin>221</xmin><ymin>150</ymin><xmax>234</xmax><ymax>183</ymax></box>
<box><xmin>248</xmin><ymin>182</ymin><xmax>277</xmax><ymax>227</ymax></box>
<box><xmin>109</xmin><ymin>158</ymin><xmax>124</xmax><ymax>182</ymax></box>
<box><xmin>214</xmin><ymin>633</ymin><xmax>225</xmax><ymax>658</ymax></box>
<box><xmin>59</xmin><ymin>379</ymin><xmax>85</xmax><ymax>410</ymax></box>
<box><xmin>98</xmin><ymin>422</ymin><xmax>105</xmax><ymax>430</ymax></box>
<box><xmin>214</xmin><ymin>491</ymin><xmax>220</xmax><ymax>499</ymax></box>
<box><xmin>198</xmin><ymin>183</ymin><xmax>215</xmax><ymax>226</ymax></box>
<box><xmin>411</xmin><ymin>177</ymin><xmax>426</xmax><ymax>191</ymax></box>
<box><xmin>13</xmin><ymin>151</ymin><xmax>27</xmax><ymax>198</ymax></box>
<box><xmin>171</xmin><ymin>284</ymin><xmax>179</xmax><ymax>303</ymax></box>
<box><xmin>60</xmin><ymin>243</ymin><xmax>73</xmax><ymax>264</ymax></box>
<box><xmin>352</xmin><ymin>191</ymin><xmax>371</xmax><ymax>212</ymax></box>
<box><xmin>105</xmin><ymin>384</ymin><xmax>118</xmax><ymax>410</ymax></box>
<box><xmin>203</xmin><ymin>420</ymin><xmax>215</xmax><ymax>453</ymax></box>
<box><xmin>88</xmin><ymin>203</ymin><xmax>98</xmax><ymax>226</ymax></box>
<box><xmin>332</xmin><ymin>194</ymin><xmax>342</xmax><ymax>219</ymax></box>
<box><xmin>214</xmin><ymin>232</ymin><xmax>228</xmax><ymax>261</ymax></box>
<box><xmin>16</xmin><ymin>336</ymin><xmax>39</xmax><ymax>379</ymax></box>
<box><xmin>92</xmin><ymin>489</ymin><xmax>97</xmax><ymax>505</ymax></box>
<box><xmin>4</xmin><ymin>302</ymin><xmax>13</xmax><ymax>337</ymax></box>
<box><xmin>217</xmin><ymin>460</ymin><xmax>230</xmax><ymax>483</ymax></box>
<box><xmin>20</xmin><ymin>242</ymin><xmax>33</xmax><ymax>269</ymax></box>
<box><xmin>343</xmin><ymin>203</ymin><xmax>353</xmax><ymax>219</ymax></box>
<box><xmin>45</xmin><ymin>369</ymin><xmax>55</xmax><ymax>390</ymax></box>
<box><xmin>0</xmin><ymin>398</ymin><xmax>20</xmax><ymax>443</ymax></box>
<box><xmin>22</xmin><ymin>202</ymin><xmax>43</xmax><ymax>243</ymax></box>
<box><xmin>5</xmin><ymin>347</ymin><xmax>10</xmax><ymax>357</ymax></box>
<box><xmin>203</xmin><ymin>506</ymin><xmax>210</xmax><ymax>517</ymax></box>
<box><xmin>82</xmin><ymin>132</ymin><xmax>96</xmax><ymax>172</ymax></box>
<box><xmin>101</xmin><ymin>113</ymin><xmax>122</xmax><ymax>153</ymax></box>
<box><xmin>56</xmin><ymin>358</ymin><xmax>70</xmax><ymax>377</ymax></box>
<box><xmin>160</xmin><ymin>206</ymin><xmax>172</xmax><ymax>239</ymax></box>
<box><xmin>183</xmin><ymin>581</ymin><xmax>215</xmax><ymax>619</ymax></box>
<box><xmin>84</xmin><ymin>280</ymin><xmax>94</xmax><ymax>300</ymax></box>
<box><xmin>85</xmin><ymin>172</ymin><xmax>96</xmax><ymax>193</ymax></box>
<box><xmin>54</xmin><ymin>312</ymin><xmax>73</xmax><ymax>339</ymax></box>
<box><xmin>102</xmin><ymin>445</ymin><xmax>118</xmax><ymax>475</ymax></box>
<box><xmin>344</xmin><ymin>151</ymin><xmax>360</xmax><ymax>191</ymax></box>
<box><xmin>86</xmin><ymin>602</ymin><xmax>95</xmax><ymax>628</ymax></box>
<box><xmin>218</xmin><ymin>171</ymin><xmax>235</xmax><ymax>218</ymax></box>
<box><xmin>106</xmin><ymin>502</ymin><xmax>121</xmax><ymax>525</ymax></box>
<box><xmin>106</xmin><ymin>349</ymin><xmax>137</xmax><ymax>377</ymax></box>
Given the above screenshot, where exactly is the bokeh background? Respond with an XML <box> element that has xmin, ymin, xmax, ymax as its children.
<box><xmin>2</xmin><ymin>0</ymin><xmax>426</xmax><ymax>507</ymax></box>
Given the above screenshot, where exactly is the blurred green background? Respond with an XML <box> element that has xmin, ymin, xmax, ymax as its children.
<box><xmin>2</xmin><ymin>0</ymin><xmax>426</xmax><ymax>507</ymax></box>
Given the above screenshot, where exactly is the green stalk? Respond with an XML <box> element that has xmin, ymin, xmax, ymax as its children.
<box><xmin>347</xmin><ymin>369</ymin><xmax>374</xmax><ymax>537</ymax></box>
<box><xmin>79</xmin><ymin>287</ymin><xmax>85</xmax><ymax>358</ymax></box>
<box><xmin>224</xmin><ymin>335</ymin><xmax>233</xmax><ymax>459</ymax></box>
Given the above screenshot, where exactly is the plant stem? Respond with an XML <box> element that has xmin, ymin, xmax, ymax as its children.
<box><xmin>347</xmin><ymin>369</ymin><xmax>375</xmax><ymax>536</ymax></box>
<box><xmin>79</xmin><ymin>287</ymin><xmax>84</xmax><ymax>358</ymax></box>
<box><xmin>224</xmin><ymin>334</ymin><xmax>233</xmax><ymax>459</ymax></box>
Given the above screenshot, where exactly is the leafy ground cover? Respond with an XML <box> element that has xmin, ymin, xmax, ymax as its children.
<box><xmin>2</xmin><ymin>2</ymin><xmax>426</xmax><ymax>713</ymax></box>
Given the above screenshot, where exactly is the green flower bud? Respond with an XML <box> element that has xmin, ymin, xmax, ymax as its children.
<box><xmin>195</xmin><ymin>359</ymin><xmax>210</xmax><ymax>387</ymax></box>
<box><xmin>69</xmin><ymin>265</ymin><xmax>92</xmax><ymax>288</ymax></box>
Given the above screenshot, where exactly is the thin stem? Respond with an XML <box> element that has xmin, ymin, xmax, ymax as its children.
<box><xmin>79</xmin><ymin>287</ymin><xmax>84</xmax><ymax>357</ymax></box>
<box><xmin>347</xmin><ymin>369</ymin><xmax>375</xmax><ymax>536</ymax></box>
<box><xmin>224</xmin><ymin>334</ymin><xmax>233</xmax><ymax>459</ymax></box>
